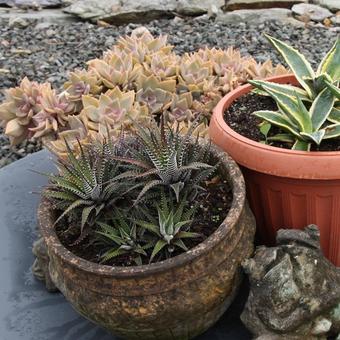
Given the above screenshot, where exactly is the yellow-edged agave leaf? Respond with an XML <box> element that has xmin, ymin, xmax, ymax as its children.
<box><xmin>324</xmin><ymin>123</ymin><xmax>340</xmax><ymax>139</ymax></box>
<box><xmin>303</xmin><ymin>74</ymin><xmax>332</xmax><ymax>97</ymax></box>
<box><xmin>300</xmin><ymin>130</ymin><xmax>325</xmax><ymax>145</ymax></box>
<box><xmin>325</xmin><ymin>80</ymin><xmax>340</xmax><ymax>100</ymax></box>
<box><xmin>265</xmin><ymin>35</ymin><xmax>315</xmax><ymax>97</ymax></box>
<box><xmin>263</xmin><ymin>86</ymin><xmax>312</xmax><ymax>133</ymax></box>
<box><xmin>253</xmin><ymin>110</ymin><xmax>300</xmax><ymax>138</ymax></box>
<box><xmin>249</xmin><ymin>80</ymin><xmax>310</xmax><ymax>101</ymax></box>
<box><xmin>328</xmin><ymin>107</ymin><xmax>340</xmax><ymax>123</ymax></box>
<box><xmin>317</xmin><ymin>38</ymin><xmax>340</xmax><ymax>80</ymax></box>
<box><xmin>292</xmin><ymin>139</ymin><xmax>310</xmax><ymax>151</ymax></box>
<box><xmin>267</xmin><ymin>133</ymin><xmax>295</xmax><ymax>143</ymax></box>
<box><xmin>310</xmin><ymin>87</ymin><xmax>335</xmax><ymax>130</ymax></box>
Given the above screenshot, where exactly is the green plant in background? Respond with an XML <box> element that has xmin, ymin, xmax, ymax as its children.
<box><xmin>135</xmin><ymin>191</ymin><xmax>200</xmax><ymax>262</ymax></box>
<box><xmin>44</xmin><ymin>140</ymin><xmax>129</xmax><ymax>234</ymax></box>
<box><xmin>249</xmin><ymin>36</ymin><xmax>340</xmax><ymax>151</ymax></box>
<box><xmin>114</xmin><ymin>118</ymin><xmax>217</xmax><ymax>203</ymax></box>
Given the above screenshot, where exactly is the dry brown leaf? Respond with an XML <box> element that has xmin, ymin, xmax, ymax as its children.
<box><xmin>323</xmin><ymin>18</ymin><xmax>332</xmax><ymax>27</ymax></box>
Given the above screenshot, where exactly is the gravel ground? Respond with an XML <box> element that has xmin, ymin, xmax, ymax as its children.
<box><xmin>0</xmin><ymin>17</ymin><xmax>338</xmax><ymax>167</ymax></box>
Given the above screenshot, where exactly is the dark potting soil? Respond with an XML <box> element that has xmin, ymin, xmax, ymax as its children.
<box><xmin>224</xmin><ymin>92</ymin><xmax>340</xmax><ymax>151</ymax></box>
<box><xmin>55</xmin><ymin>178</ymin><xmax>233</xmax><ymax>267</ymax></box>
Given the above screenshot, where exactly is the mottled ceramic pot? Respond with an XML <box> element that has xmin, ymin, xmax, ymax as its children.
<box><xmin>38</xmin><ymin>143</ymin><xmax>256</xmax><ymax>340</ymax></box>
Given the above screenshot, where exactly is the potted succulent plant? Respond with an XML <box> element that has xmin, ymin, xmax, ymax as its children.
<box><xmin>37</xmin><ymin>119</ymin><xmax>256</xmax><ymax>339</ymax></box>
<box><xmin>209</xmin><ymin>35</ymin><xmax>340</xmax><ymax>266</ymax></box>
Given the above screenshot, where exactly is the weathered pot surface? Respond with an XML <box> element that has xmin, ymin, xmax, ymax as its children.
<box><xmin>38</xmin><ymin>143</ymin><xmax>256</xmax><ymax>340</ymax></box>
<box><xmin>209</xmin><ymin>74</ymin><xmax>340</xmax><ymax>267</ymax></box>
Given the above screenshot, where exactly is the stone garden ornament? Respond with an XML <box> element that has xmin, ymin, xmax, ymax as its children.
<box><xmin>242</xmin><ymin>224</ymin><xmax>340</xmax><ymax>339</ymax></box>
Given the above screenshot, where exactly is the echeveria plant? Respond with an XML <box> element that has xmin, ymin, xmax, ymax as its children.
<box><xmin>0</xmin><ymin>28</ymin><xmax>288</xmax><ymax>157</ymax></box>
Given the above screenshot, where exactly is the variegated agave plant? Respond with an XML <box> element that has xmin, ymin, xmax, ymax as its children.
<box><xmin>250</xmin><ymin>35</ymin><xmax>340</xmax><ymax>151</ymax></box>
<box><xmin>44</xmin><ymin>140</ymin><xmax>129</xmax><ymax>234</ymax></box>
<box><xmin>114</xmin><ymin>118</ymin><xmax>218</xmax><ymax>203</ymax></box>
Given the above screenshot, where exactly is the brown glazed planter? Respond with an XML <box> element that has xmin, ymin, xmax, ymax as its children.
<box><xmin>38</xmin><ymin>143</ymin><xmax>256</xmax><ymax>340</ymax></box>
<box><xmin>209</xmin><ymin>74</ymin><xmax>340</xmax><ymax>267</ymax></box>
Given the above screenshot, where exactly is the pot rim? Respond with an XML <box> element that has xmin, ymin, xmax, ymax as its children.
<box><xmin>210</xmin><ymin>74</ymin><xmax>340</xmax><ymax>179</ymax></box>
<box><xmin>38</xmin><ymin>142</ymin><xmax>246</xmax><ymax>277</ymax></box>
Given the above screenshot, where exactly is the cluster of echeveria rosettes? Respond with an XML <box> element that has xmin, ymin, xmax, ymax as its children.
<box><xmin>0</xmin><ymin>27</ymin><xmax>288</xmax><ymax>157</ymax></box>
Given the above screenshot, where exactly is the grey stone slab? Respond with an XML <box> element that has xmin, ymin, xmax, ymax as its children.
<box><xmin>0</xmin><ymin>149</ymin><xmax>251</xmax><ymax>340</ymax></box>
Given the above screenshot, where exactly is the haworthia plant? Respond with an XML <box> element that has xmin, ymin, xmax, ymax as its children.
<box><xmin>249</xmin><ymin>35</ymin><xmax>340</xmax><ymax>151</ymax></box>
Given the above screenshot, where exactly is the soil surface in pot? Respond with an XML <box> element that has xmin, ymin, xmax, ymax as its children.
<box><xmin>224</xmin><ymin>92</ymin><xmax>340</xmax><ymax>151</ymax></box>
<box><xmin>55</xmin><ymin>178</ymin><xmax>233</xmax><ymax>267</ymax></box>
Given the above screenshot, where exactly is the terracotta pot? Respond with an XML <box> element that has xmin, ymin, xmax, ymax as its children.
<box><xmin>38</xmin><ymin>143</ymin><xmax>256</xmax><ymax>340</ymax></box>
<box><xmin>209</xmin><ymin>74</ymin><xmax>340</xmax><ymax>267</ymax></box>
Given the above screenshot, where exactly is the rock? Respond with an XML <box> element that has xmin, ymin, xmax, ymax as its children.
<box><xmin>64</xmin><ymin>0</ymin><xmax>174</xmax><ymax>23</ymax></box>
<box><xmin>8</xmin><ymin>16</ymin><xmax>30</xmax><ymax>28</ymax></box>
<box><xmin>312</xmin><ymin>0</ymin><xmax>340</xmax><ymax>12</ymax></box>
<box><xmin>241</xmin><ymin>225</ymin><xmax>340</xmax><ymax>339</ymax></box>
<box><xmin>177</xmin><ymin>0</ymin><xmax>224</xmax><ymax>16</ymax></box>
<box><xmin>216</xmin><ymin>8</ymin><xmax>304</xmax><ymax>26</ymax></box>
<box><xmin>0</xmin><ymin>0</ymin><xmax>62</xmax><ymax>8</ymax></box>
<box><xmin>292</xmin><ymin>3</ymin><xmax>333</xmax><ymax>21</ymax></box>
<box><xmin>225</xmin><ymin>0</ymin><xmax>307</xmax><ymax>11</ymax></box>
<box><xmin>64</xmin><ymin>0</ymin><xmax>224</xmax><ymax>24</ymax></box>
<box><xmin>0</xmin><ymin>8</ymin><xmax>78</xmax><ymax>25</ymax></box>
<box><xmin>331</xmin><ymin>15</ymin><xmax>340</xmax><ymax>25</ymax></box>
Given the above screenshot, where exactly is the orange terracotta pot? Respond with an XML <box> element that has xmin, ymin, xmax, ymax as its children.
<box><xmin>209</xmin><ymin>74</ymin><xmax>340</xmax><ymax>267</ymax></box>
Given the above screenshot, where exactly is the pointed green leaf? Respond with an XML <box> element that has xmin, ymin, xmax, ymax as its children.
<box><xmin>300</xmin><ymin>130</ymin><xmax>325</xmax><ymax>145</ymax></box>
<box><xmin>54</xmin><ymin>199</ymin><xmax>93</xmax><ymax>226</ymax></box>
<box><xmin>134</xmin><ymin>179</ymin><xmax>163</xmax><ymax>204</ymax></box>
<box><xmin>249</xmin><ymin>79</ymin><xmax>311</xmax><ymax>101</ymax></box>
<box><xmin>259</xmin><ymin>121</ymin><xmax>271</xmax><ymax>138</ymax></box>
<box><xmin>96</xmin><ymin>231</ymin><xmax>123</xmax><ymax>245</ymax></box>
<box><xmin>134</xmin><ymin>255</ymin><xmax>143</xmax><ymax>266</ymax></box>
<box><xmin>317</xmin><ymin>38</ymin><xmax>340</xmax><ymax>80</ymax></box>
<box><xmin>263</xmin><ymin>87</ymin><xmax>312</xmax><ymax>132</ymax></box>
<box><xmin>81</xmin><ymin>205</ymin><xmax>95</xmax><ymax>231</ymax></box>
<box><xmin>324</xmin><ymin>81</ymin><xmax>340</xmax><ymax>100</ymax></box>
<box><xmin>265</xmin><ymin>35</ymin><xmax>315</xmax><ymax>96</ymax></box>
<box><xmin>150</xmin><ymin>239</ymin><xmax>167</xmax><ymax>262</ymax></box>
<box><xmin>328</xmin><ymin>107</ymin><xmax>340</xmax><ymax>124</ymax></box>
<box><xmin>177</xmin><ymin>231</ymin><xmax>201</xmax><ymax>239</ymax></box>
<box><xmin>253</xmin><ymin>110</ymin><xmax>300</xmax><ymax>138</ymax></box>
<box><xmin>310</xmin><ymin>87</ymin><xmax>335</xmax><ymax>130</ymax></box>
<box><xmin>173</xmin><ymin>239</ymin><xmax>188</xmax><ymax>252</ymax></box>
<box><xmin>292</xmin><ymin>139</ymin><xmax>310</xmax><ymax>151</ymax></box>
<box><xmin>324</xmin><ymin>123</ymin><xmax>340</xmax><ymax>139</ymax></box>
<box><xmin>303</xmin><ymin>74</ymin><xmax>333</xmax><ymax>97</ymax></box>
<box><xmin>267</xmin><ymin>133</ymin><xmax>295</xmax><ymax>143</ymax></box>
<box><xmin>43</xmin><ymin>190</ymin><xmax>77</xmax><ymax>202</ymax></box>
<box><xmin>101</xmin><ymin>248</ymin><xmax>126</xmax><ymax>263</ymax></box>
<box><xmin>134</xmin><ymin>220</ymin><xmax>160</xmax><ymax>236</ymax></box>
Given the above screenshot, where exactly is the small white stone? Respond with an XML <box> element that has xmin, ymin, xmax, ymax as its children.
<box><xmin>292</xmin><ymin>3</ymin><xmax>333</xmax><ymax>22</ymax></box>
<box><xmin>312</xmin><ymin>318</ymin><xmax>332</xmax><ymax>335</ymax></box>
